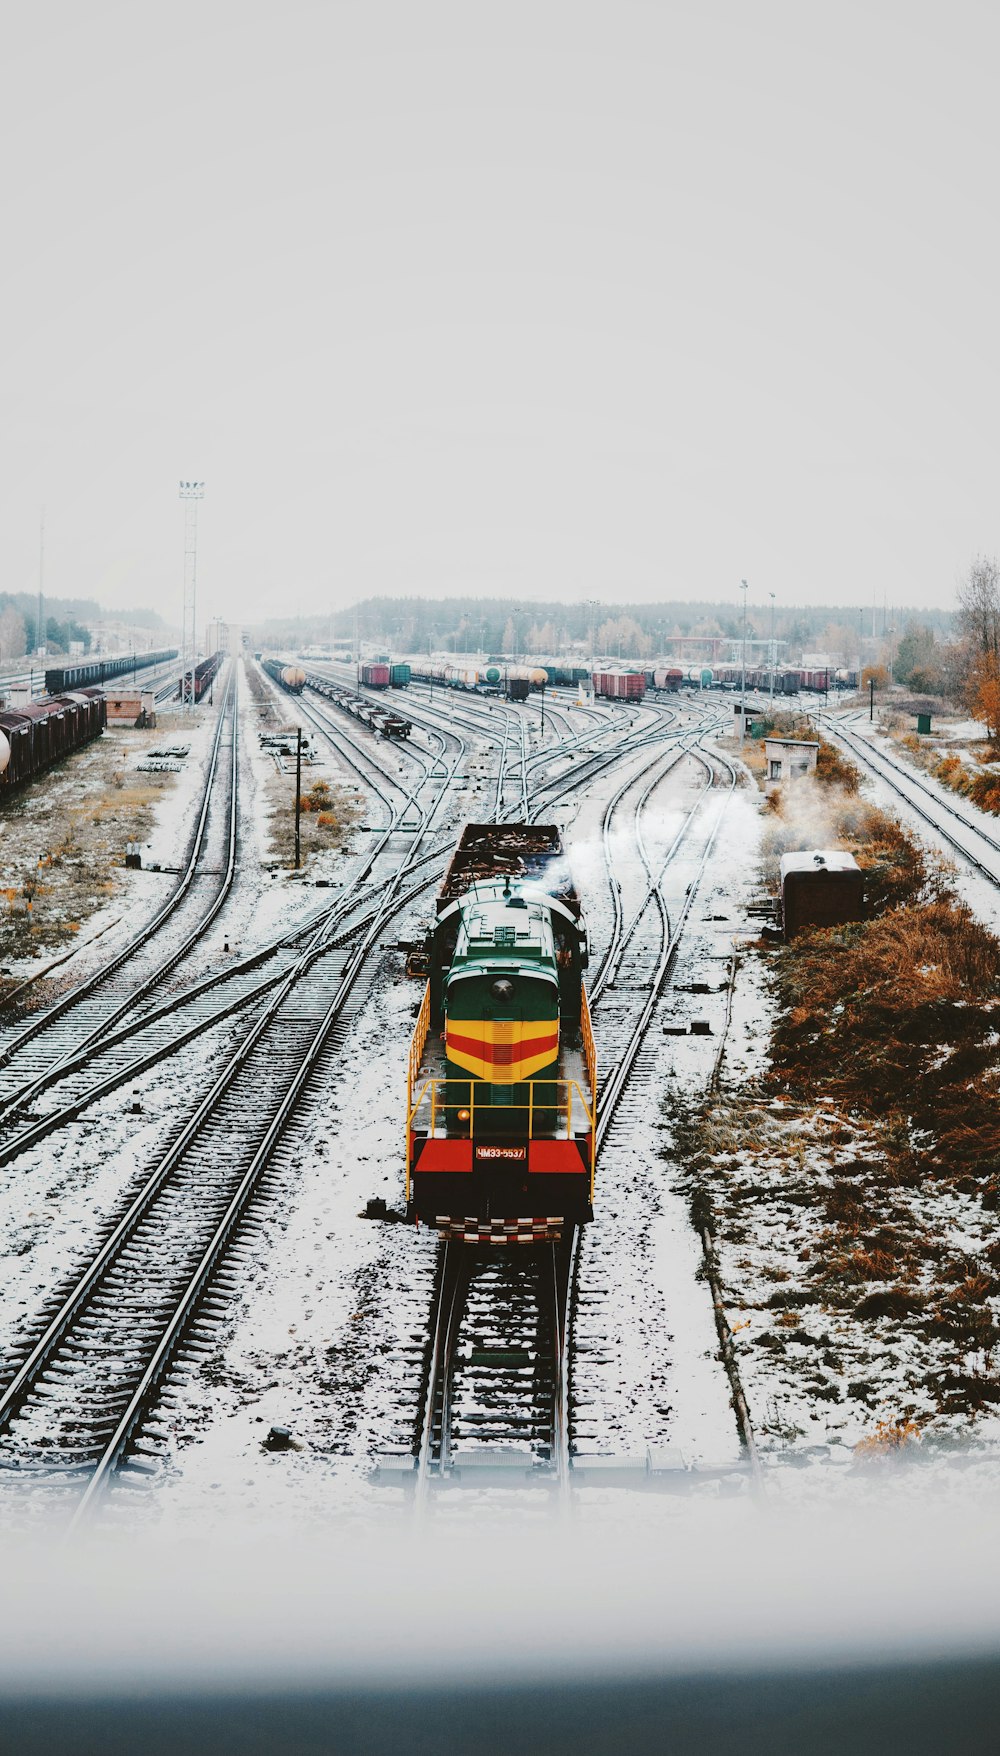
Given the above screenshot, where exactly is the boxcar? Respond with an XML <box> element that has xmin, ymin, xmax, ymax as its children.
<box><xmin>361</xmin><ymin>663</ymin><xmax>391</xmax><ymax>688</ymax></box>
<box><xmin>592</xmin><ymin>670</ymin><xmax>646</xmax><ymax>701</ymax></box>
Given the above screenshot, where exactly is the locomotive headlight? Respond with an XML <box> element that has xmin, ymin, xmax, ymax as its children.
<box><xmin>457</xmin><ymin>1108</ymin><xmax>471</xmax><ymax>1122</ymax></box>
<box><xmin>491</xmin><ymin>978</ymin><xmax>514</xmax><ymax>1001</ymax></box>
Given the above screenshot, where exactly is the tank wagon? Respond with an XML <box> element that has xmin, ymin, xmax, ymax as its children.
<box><xmin>360</xmin><ymin>662</ymin><xmax>390</xmax><ymax>688</ymax></box>
<box><xmin>306</xmin><ymin>670</ymin><xmax>411</xmax><ymax>738</ymax></box>
<box><xmin>592</xmin><ymin>670</ymin><xmax>646</xmax><ymax>701</ymax></box>
<box><xmin>407</xmin><ymin>824</ymin><xmax>595</xmax><ymax>1243</ymax></box>
<box><xmin>0</xmin><ymin>688</ymin><xmax>105</xmax><ymax>795</ymax></box>
<box><xmin>408</xmin><ymin>661</ymin><xmax>550</xmax><ymax>694</ymax></box>
<box><xmin>526</xmin><ymin>662</ymin><xmax>588</xmax><ymax>688</ymax></box>
<box><xmin>261</xmin><ymin>656</ymin><xmax>307</xmax><ymax>694</ymax></box>
<box><xmin>780</xmin><ymin>850</ymin><xmax>865</xmax><ymax>940</ymax></box>
<box><xmin>44</xmin><ymin>649</ymin><xmax>178</xmax><ymax>695</ymax></box>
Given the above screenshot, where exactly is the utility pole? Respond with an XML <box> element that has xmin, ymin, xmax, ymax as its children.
<box><xmin>179</xmin><ymin>481</ymin><xmax>204</xmax><ymax>709</ymax></box>
<box><xmin>739</xmin><ymin>578</ymin><xmax>749</xmax><ymax>744</ymax></box>
<box><xmin>294</xmin><ymin>727</ymin><xmax>303</xmax><ymax>869</ymax></box>
<box><xmin>768</xmin><ymin>591</ymin><xmax>776</xmax><ymax>705</ymax></box>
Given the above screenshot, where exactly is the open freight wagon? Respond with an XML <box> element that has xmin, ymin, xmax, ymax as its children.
<box><xmin>406</xmin><ymin>824</ymin><xmax>596</xmax><ymax>1244</ymax></box>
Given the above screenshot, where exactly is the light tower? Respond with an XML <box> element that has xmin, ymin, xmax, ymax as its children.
<box><xmin>179</xmin><ymin>481</ymin><xmax>204</xmax><ymax>709</ymax></box>
<box><xmin>37</xmin><ymin>507</ymin><xmax>45</xmax><ymax>657</ymax></box>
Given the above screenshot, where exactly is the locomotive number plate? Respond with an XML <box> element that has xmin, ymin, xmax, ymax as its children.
<box><xmin>475</xmin><ymin>1145</ymin><xmax>527</xmax><ymax>1161</ymax></box>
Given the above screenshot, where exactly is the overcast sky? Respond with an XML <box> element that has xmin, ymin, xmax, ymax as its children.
<box><xmin>1</xmin><ymin>1</ymin><xmax>997</xmax><ymax>629</ymax></box>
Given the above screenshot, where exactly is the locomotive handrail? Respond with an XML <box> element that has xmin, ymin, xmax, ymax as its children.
<box><xmin>407</xmin><ymin>1075</ymin><xmax>595</xmax><ymax>1145</ymax></box>
<box><xmin>405</xmin><ymin>982</ymin><xmax>432</xmax><ymax>1199</ymax></box>
<box><xmin>580</xmin><ymin>981</ymin><xmax>597</xmax><ymax>1135</ymax></box>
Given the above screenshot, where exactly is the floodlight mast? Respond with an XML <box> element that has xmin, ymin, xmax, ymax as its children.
<box><xmin>179</xmin><ymin>481</ymin><xmax>204</xmax><ymax>710</ymax></box>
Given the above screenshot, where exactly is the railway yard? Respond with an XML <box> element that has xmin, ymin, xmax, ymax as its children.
<box><xmin>2</xmin><ymin>654</ymin><xmax>1000</xmax><ymax>1538</ymax></box>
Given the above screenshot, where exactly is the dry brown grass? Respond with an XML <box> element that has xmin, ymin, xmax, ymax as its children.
<box><xmin>853</xmin><ymin>1418</ymin><xmax>922</xmax><ymax>1459</ymax></box>
<box><xmin>261</xmin><ymin>767</ymin><xmax>359</xmax><ymax>867</ymax></box>
<box><xmin>771</xmin><ymin>897</ymin><xmax>1000</xmax><ymax>1182</ymax></box>
<box><xmin>0</xmin><ymin>727</ymin><xmax>179</xmax><ymax>965</ymax></box>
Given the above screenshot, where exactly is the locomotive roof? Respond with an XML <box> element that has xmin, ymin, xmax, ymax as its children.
<box><xmin>449</xmin><ymin>891</ymin><xmax>557</xmax><ymax>978</ymax></box>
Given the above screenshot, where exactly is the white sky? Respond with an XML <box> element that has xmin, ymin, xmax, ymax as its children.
<box><xmin>1</xmin><ymin>1</ymin><xmax>997</xmax><ymax>627</ymax></box>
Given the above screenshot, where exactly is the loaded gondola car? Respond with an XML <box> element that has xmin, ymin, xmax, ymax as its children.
<box><xmin>0</xmin><ymin>688</ymin><xmax>106</xmax><ymax>795</ymax></box>
<box><xmin>44</xmin><ymin>649</ymin><xmax>178</xmax><ymax>695</ymax></box>
<box><xmin>406</xmin><ymin>824</ymin><xmax>596</xmax><ymax>1244</ymax></box>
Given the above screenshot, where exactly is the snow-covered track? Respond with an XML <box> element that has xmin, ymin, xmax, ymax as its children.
<box><xmin>414</xmin><ymin>1234</ymin><xmax>574</xmax><ymax>1502</ymax></box>
<box><xmin>0</xmin><ymin>763</ymin><xmax>476</xmax><ymax>1526</ymax></box>
<box><xmin>0</xmin><ymin>665</ymin><xmax>240</xmax><ymax>1110</ymax></box>
<box><xmin>821</xmin><ymin>711</ymin><xmax>1000</xmax><ymax>882</ymax></box>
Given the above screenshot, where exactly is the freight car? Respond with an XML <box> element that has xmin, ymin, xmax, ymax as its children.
<box><xmin>406</xmin><ymin>824</ymin><xmax>595</xmax><ymax>1243</ymax></box>
<box><xmin>360</xmin><ymin>662</ymin><xmax>390</xmax><ymax>688</ymax></box>
<box><xmin>0</xmin><ymin>688</ymin><xmax>106</xmax><ymax>795</ymax></box>
<box><xmin>45</xmin><ymin>649</ymin><xmax>179</xmax><ymax>695</ymax></box>
<box><xmin>260</xmin><ymin>656</ymin><xmax>307</xmax><ymax>694</ymax></box>
<box><xmin>648</xmin><ymin>667</ymin><xmax>684</xmax><ymax>691</ymax></box>
<box><xmin>780</xmin><ymin>850</ymin><xmax>865</xmax><ymax>940</ymax></box>
<box><xmin>409</xmin><ymin>661</ymin><xmax>483</xmax><ymax>690</ymax></box>
<box><xmin>178</xmin><ymin>652</ymin><xmax>224</xmax><ymax>702</ymax></box>
<box><xmin>592</xmin><ymin>670</ymin><xmax>646</xmax><ymax>701</ymax></box>
<box><xmin>306</xmin><ymin>670</ymin><xmax>412</xmax><ymax>738</ymax></box>
<box><xmin>389</xmin><ymin>663</ymin><xmax>411</xmax><ymax>687</ymax></box>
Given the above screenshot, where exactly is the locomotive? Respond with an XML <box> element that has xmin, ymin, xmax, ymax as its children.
<box><xmin>406</xmin><ymin>825</ymin><xmax>596</xmax><ymax>1244</ymax></box>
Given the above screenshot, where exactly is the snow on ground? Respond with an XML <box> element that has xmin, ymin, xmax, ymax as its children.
<box><xmin>129</xmin><ymin>704</ymin><xmax>768</xmax><ymax>1535</ymax></box>
<box><xmin>10</xmin><ymin>687</ymin><xmax>1000</xmax><ymax>1539</ymax></box>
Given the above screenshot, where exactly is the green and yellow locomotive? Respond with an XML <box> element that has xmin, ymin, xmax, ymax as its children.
<box><xmin>406</xmin><ymin>825</ymin><xmax>595</xmax><ymax>1243</ymax></box>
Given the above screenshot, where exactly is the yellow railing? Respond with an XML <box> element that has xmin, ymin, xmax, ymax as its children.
<box><xmin>580</xmin><ymin>981</ymin><xmax>597</xmax><ymax>1100</ymax></box>
<box><xmin>407</xmin><ymin>1077</ymin><xmax>596</xmax><ymax>1192</ymax></box>
<box><xmin>406</xmin><ymin>982</ymin><xmax>431</xmax><ymax>1195</ymax></box>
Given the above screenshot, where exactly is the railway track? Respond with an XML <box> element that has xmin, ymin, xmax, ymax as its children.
<box><xmin>820</xmin><ymin>710</ymin><xmax>1000</xmax><ymax>883</ymax></box>
<box><xmin>407</xmin><ymin>710</ymin><xmax>759</xmax><ymax>1503</ymax></box>
<box><xmin>414</xmin><ymin>1236</ymin><xmax>573</xmax><ymax>1503</ymax></box>
<box><xmin>0</xmin><ymin>664</ymin><xmax>240</xmax><ymax>1104</ymax></box>
<box><xmin>0</xmin><ymin>672</ymin><xmax>744</xmax><ymax>1524</ymax></box>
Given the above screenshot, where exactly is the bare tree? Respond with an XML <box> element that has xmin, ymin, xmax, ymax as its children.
<box><xmin>958</xmin><ymin>556</ymin><xmax>1000</xmax><ymax>661</ymax></box>
<box><xmin>0</xmin><ymin>607</ymin><xmax>26</xmax><ymax>661</ymax></box>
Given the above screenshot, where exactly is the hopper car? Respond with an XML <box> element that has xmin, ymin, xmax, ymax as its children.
<box><xmin>0</xmin><ymin>688</ymin><xmax>106</xmax><ymax>795</ymax></box>
<box><xmin>406</xmin><ymin>824</ymin><xmax>595</xmax><ymax>1244</ymax></box>
<box><xmin>592</xmin><ymin>670</ymin><xmax>645</xmax><ymax>701</ymax></box>
<box><xmin>260</xmin><ymin>656</ymin><xmax>307</xmax><ymax>694</ymax></box>
<box><xmin>44</xmin><ymin>649</ymin><xmax>178</xmax><ymax>695</ymax></box>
